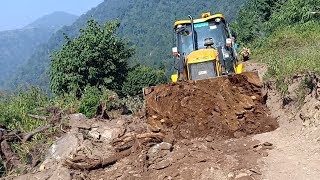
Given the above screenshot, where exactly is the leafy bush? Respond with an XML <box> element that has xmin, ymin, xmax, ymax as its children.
<box><xmin>79</xmin><ymin>86</ymin><xmax>101</xmax><ymax>118</ymax></box>
<box><xmin>120</xmin><ymin>96</ymin><xmax>144</xmax><ymax>113</ymax></box>
<box><xmin>49</xmin><ymin>19</ymin><xmax>134</xmax><ymax>97</ymax></box>
<box><xmin>51</xmin><ymin>93</ymin><xmax>80</xmax><ymax>114</ymax></box>
<box><xmin>122</xmin><ymin>66</ymin><xmax>167</xmax><ymax>96</ymax></box>
<box><xmin>78</xmin><ymin>87</ymin><xmax>120</xmax><ymax>118</ymax></box>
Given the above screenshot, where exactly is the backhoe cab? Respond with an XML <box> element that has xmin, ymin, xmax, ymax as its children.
<box><xmin>172</xmin><ymin>12</ymin><xmax>242</xmax><ymax>82</ymax></box>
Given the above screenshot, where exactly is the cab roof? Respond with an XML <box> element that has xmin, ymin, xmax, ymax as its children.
<box><xmin>174</xmin><ymin>13</ymin><xmax>225</xmax><ymax>27</ymax></box>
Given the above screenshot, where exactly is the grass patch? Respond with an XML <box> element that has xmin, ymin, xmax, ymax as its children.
<box><xmin>251</xmin><ymin>22</ymin><xmax>320</xmax><ymax>93</ymax></box>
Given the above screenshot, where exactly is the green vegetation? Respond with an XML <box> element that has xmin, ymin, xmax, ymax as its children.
<box><xmin>50</xmin><ymin>19</ymin><xmax>133</xmax><ymax>96</ymax></box>
<box><xmin>235</xmin><ymin>0</ymin><xmax>320</xmax><ymax>93</ymax></box>
<box><xmin>256</xmin><ymin>23</ymin><xmax>320</xmax><ymax>80</ymax></box>
<box><xmin>78</xmin><ymin>86</ymin><xmax>101</xmax><ymax>118</ymax></box>
<box><xmin>0</xmin><ymin>88</ymin><xmax>49</xmax><ymax>131</ymax></box>
<box><xmin>122</xmin><ymin>65</ymin><xmax>167</xmax><ymax>96</ymax></box>
<box><xmin>0</xmin><ymin>88</ymin><xmax>51</xmax><ymax>175</ymax></box>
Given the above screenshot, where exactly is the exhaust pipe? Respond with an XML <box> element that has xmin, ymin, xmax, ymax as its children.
<box><xmin>188</xmin><ymin>15</ymin><xmax>197</xmax><ymax>51</ymax></box>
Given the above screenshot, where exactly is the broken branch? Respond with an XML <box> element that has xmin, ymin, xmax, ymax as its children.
<box><xmin>22</xmin><ymin>124</ymin><xmax>52</xmax><ymax>142</ymax></box>
<box><xmin>27</xmin><ymin>114</ymin><xmax>47</xmax><ymax>121</ymax></box>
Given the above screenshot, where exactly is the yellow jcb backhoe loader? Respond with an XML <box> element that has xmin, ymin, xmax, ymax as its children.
<box><xmin>170</xmin><ymin>12</ymin><xmax>243</xmax><ymax>82</ymax></box>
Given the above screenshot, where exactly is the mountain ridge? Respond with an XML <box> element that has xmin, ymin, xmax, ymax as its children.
<box><xmin>24</xmin><ymin>11</ymin><xmax>78</xmax><ymax>30</ymax></box>
<box><xmin>0</xmin><ymin>11</ymin><xmax>79</xmax><ymax>89</ymax></box>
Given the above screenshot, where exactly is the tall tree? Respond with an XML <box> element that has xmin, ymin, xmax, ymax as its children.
<box><xmin>49</xmin><ymin>19</ymin><xmax>134</xmax><ymax>96</ymax></box>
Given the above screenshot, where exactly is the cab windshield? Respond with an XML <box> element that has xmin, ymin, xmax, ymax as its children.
<box><xmin>176</xmin><ymin>20</ymin><xmax>228</xmax><ymax>55</ymax></box>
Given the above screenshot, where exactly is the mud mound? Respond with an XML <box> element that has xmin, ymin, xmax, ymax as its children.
<box><xmin>145</xmin><ymin>72</ymin><xmax>278</xmax><ymax>141</ymax></box>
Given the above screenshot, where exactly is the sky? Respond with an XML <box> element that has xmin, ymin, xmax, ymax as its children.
<box><xmin>0</xmin><ymin>0</ymin><xmax>104</xmax><ymax>31</ymax></box>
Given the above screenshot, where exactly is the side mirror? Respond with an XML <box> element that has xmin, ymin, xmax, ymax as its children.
<box><xmin>226</xmin><ymin>38</ymin><xmax>232</xmax><ymax>47</ymax></box>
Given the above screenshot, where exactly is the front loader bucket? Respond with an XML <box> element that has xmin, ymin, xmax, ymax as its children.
<box><xmin>143</xmin><ymin>71</ymin><xmax>278</xmax><ymax>141</ymax></box>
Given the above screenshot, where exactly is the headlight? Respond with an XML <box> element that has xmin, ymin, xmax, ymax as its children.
<box><xmin>215</xmin><ymin>18</ymin><xmax>221</xmax><ymax>23</ymax></box>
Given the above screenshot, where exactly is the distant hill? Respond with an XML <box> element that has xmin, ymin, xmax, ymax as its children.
<box><xmin>9</xmin><ymin>0</ymin><xmax>247</xmax><ymax>90</ymax></box>
<box><xmin>0</xmin><ymin>12</ymin><xmax>78</xmax><ymax>89</ymax></box>
<box><xmin>24</xmin><ymin>11</ymin><xmax>78</xmax><ymax>30</ymax></box>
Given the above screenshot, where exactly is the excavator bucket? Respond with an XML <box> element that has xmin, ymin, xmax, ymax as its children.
<box><xmin>143</xmin><ymin>72</ymin><xmax>278</xmax><ymax>141</ymax></box>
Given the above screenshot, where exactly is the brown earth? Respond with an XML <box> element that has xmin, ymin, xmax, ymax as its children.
<box><xmin>144</xmin><ymin>72</ymin><xmax>278</xmax><ymax>141</ymax></box>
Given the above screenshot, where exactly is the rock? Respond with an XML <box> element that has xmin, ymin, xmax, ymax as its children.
<box><xmin>251</xmin><ymin>96</ymin><xmax>257</xmax><ymax>100</ymax></box>
<box><xmin>69</xmin><ymin>113</ymin><xmax>87</xmax><ymax>120</ymax></box>
<box><xmin>205</xmin><ymin>135</ymin><xmax>214</xmax><ymax>142</ymax></box>
<box><xmin>235</xmin><ymin>173</ymin><xmax>253</xmax><ymax>180</ymax></box>
<box><xmin>236</xmin><ymin>176</ymin><xmax>254</xmax><ymax>180</ymax></box>
<box><xmin>227</xmin><ymin>172</ymin><xmax>235</xmax><ymax>179</ymax></box>
<box><xmin>152</xmin><ymin>159</ymin><xmax>172</xmax><ymax>170</ymax></box>
<box><xmin>48</xmin><ymin>166</ymin><xmax>72</xmax><ymax>180</ymax></box>
<box><xmin>263</xmin><ymin>142</ymin><xmax>273</xmax><ymax>146</ymax></box>
<box><xmin>16</xmin><ymin>165</ymin><xmax>72</xmax><ymax>180</ymax></box>
<box><xmin>99</xmin><ymin>126</ymin><xmax>125</xmax><ymax>143</ymax></box>
<box><xmin>40</xmin><ymin>133</ymin><xmax>81</xmax><ymax>170</ymax></box>
<box><xmin>88</xmin><ymin>128</ymin><xmax>101</xmax><ymax>140</ymax></box>
<box><xmin>147</xmin><ymin>142</ymin><xmax>172</xmax><ymax>163</ymax></box>
<box><xmin>68</xmin><ymin>113</ymin><xmax>91</xmax><ymax>130</ymax></box>
<box><xmin>243</xmin><ymin>104</ymin><xmax>254</xmax><ymax>110</ymax></box>
<box><xmin>50</xmin><ymin>134</ymin><xmax>80</xmax><ymax>160</ymax></box>
<box><xmin>234</xmin><ymin>131</ymin><xmax>246</xmax><ymax>138</ymax></box>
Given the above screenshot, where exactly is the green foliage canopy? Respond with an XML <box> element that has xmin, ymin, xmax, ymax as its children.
<box><xmin>49</xmin><ymin>19</ymin><xmax>133</xmax><ymax>96</ymax></box>
<box><xmin>122</xmin><ymin>66</ymin><xmax>167</xmax><ymax>96</ymax></box>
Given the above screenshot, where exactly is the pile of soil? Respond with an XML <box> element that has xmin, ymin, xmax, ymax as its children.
<box><xmin>145</xmin><ymin>72</ymin><xmax>278</xmax><ymax>141</ymax></box>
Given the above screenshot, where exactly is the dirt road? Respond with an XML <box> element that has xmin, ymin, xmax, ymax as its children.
<box><xmin>10</xmin><ymin>63</ymin><xmax>320</xmax><ymax>180</ymax></box>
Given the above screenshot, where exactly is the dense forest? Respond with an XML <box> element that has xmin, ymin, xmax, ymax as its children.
<box><xmin>8</xmin><ymin>0</ymin><xmax>247</xmax><ymax>90</ymax></box>
<box><xmin>0</xmin><ymin>12</ymin><xmax>78</xmax><ymax>89</ymax></box>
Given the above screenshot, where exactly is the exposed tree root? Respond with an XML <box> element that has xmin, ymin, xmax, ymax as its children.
<box><xmin>64</xmin><ymin>149</ymin><xmax>132</xmax><ymax>170</ymax></box>
<box><xmin>65</xmin><ymin>132</ymin><xmax>164</xmax><ymax>171</ymax></box>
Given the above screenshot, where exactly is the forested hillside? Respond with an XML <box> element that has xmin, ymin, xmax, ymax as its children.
<box><xmin>9</xmin><ymin>0</ymin><xmax>247</xmax><ymax>90</ymax></box>
<box><xmin>0</xmin><ymin>12</ymin><xmax>78</xmax><ymax>89</ymax></box>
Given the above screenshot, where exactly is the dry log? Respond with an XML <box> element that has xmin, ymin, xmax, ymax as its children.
<box><xmin>136</xmin><ymin>132</ymin><xmax>165</xmax><ymax>140</ymax></box>
<box><xmin>27</xmin><ymin>114</ymin><xmax>47</xmax><ymax>121</ymax></box>
<box><xmin>112</xmin><ymin>132</ymin><xmax>165</xmax><ymax>152</ymax></box>
<box><xmin>0</xmin><ymin>140</ymin><xmax>21</xmax><ymax>169</ymax></box>
<box><xmin>65</xmin><ymin>149</ymin><xmax>131</xmax><ymax>170</ymax></box>
<box><xmin>22</xmin><ymin>124</ymin><xmax>52</xmax><ymax>142</ymax></box>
